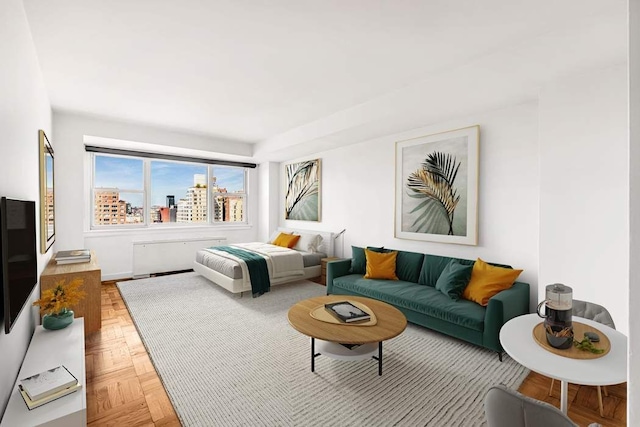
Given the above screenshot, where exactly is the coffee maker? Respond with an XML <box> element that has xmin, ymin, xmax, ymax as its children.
<box><xmin>537</xmin><ymin>283</ymin><xmax>573</xmax><ymax>348</ymax></box>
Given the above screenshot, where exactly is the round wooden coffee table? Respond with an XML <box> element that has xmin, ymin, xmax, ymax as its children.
<box><xmin>287</xmin><ymin>295</ymin><xmax>407</xmax><ymax>375</ymax></box>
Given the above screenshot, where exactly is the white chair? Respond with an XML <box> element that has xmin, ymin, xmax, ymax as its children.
<box><xmin>548</xmin><ymin>299</ymin><xmax>616</xmax><ymax>417</ymax></box>
<box><xmin>485</xmin><ymin>385</ymin><xmax>602</xmax><ymax>427</ymax></box>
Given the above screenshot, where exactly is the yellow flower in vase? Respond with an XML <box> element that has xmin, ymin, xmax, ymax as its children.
<box><xmin>33</xmin><ymin>278</ymin><xmax>86</xmax><ymax>330</ymax></box>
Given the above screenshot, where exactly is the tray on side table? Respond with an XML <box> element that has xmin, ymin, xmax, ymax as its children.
<box><xmin>532</xmin><ymin>321</ymin><xmax>610</xmax><ymax>359</ymax></box>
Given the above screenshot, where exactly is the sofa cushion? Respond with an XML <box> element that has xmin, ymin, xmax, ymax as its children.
<box><xmin>396</xmin><ymin>250</ymin><xmax>425</xmax><ymax>283</ymax></box>
<box><xmin>350</xmin><ymin>246</ymin><xmax>388</xmax><ymax>274</ymax></box>
<box><xmin>350</xmin><ymin>246</ymin><xmax>366</xmax><ymax>274</ymax></box>
<box><xmin>418</xmin><ymin>254</ymin><xmax>458</xmax><ymax>286</ymax></box>
<box><xmin>435</xmin><ymin>259</ymin><xmax>473</xmax><ymax>300</ymax></box>
<box><xmin>418</xmin><ymin>255</ymin><xmax>513</xmax><ymax>287</ymax></box>
<box><xmin>462</xmin><ymin>258</ymin><xmax>523</xmax><ymax>306</ymax></box>
<box><xmin>332</xmin><ymin>275</ymin><xmax>486</xmax><ymax>331</ymax></box>
<box><xmin>359</xmin><ymin>247</ymin><xmax>423</xmax><ymax>283</ymax></box>
<box><xmin>364</xmin><ymin>249</ymin><xmax>399</xmax><ymax>280</ymax></box>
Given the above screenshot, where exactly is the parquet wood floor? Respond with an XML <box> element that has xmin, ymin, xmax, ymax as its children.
<box><xmin>86</xmin><ymin>281</ymin><xmax>180</xmax><ymax>426</ymax></box>
<box><xmin>518</xmin><ymin>372</ymin><xmax>627</xmax><ymax>426</ymax></box>
<box><xmin>90</xmin><ymin>280</ymin><xmax>627</xmax><ymax>427</ymax></box>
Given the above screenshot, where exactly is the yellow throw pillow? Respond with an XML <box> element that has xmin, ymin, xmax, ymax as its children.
<box><xmin>462</xmin><ymin>258</ymin><xmax>523</xmax><ymax>306</ymax></box>
<box><xmin>364</xmin><ymin>249</ymin><xmax>399</xmax><ymax>280</ymax></box>
<box><xmin>272</xmin><ymin>232</ymin><xmax>300</xmax><ymax>248</ymax></box>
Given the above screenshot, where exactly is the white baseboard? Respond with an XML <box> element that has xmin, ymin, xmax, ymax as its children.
<box><xmin>101</xmin><ymin>272</ymin><xmax>134</xmax><ymax>282</ymax></box>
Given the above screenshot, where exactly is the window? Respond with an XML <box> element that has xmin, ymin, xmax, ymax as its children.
<box><xmin>93</xmin><ymin>156</ymin><xmax>144</xmax><ymax>226</ymax></box>
<box><xmin>211</xmin><ymin>166</ymin><xmax>246</xmax><ymax>223</ymax></box>
<box><xmin>91</xmin><ymin>153</ymin><xmax>248</xmax><ymax>228</ymax></box>
<box><xmin>150</xmin><ymin>161</ymin><xmax>208</xmax><ymax>224</ymax></box>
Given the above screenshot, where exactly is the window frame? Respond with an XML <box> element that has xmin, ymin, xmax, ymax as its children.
<box><xmin>210</xmin><ymin>166</ymin><xmax>247</xmax><ymax>224</ymax></box>
<box><xmin>149</xmin><ymin>158</ymin><xmax>210</xmax><ymax>226</ymax></box>
<box><xmin>91</xmin><ymin>153</ymin><xmax>146</xmax><ymax>229</ymax></box>
<box><xmin>89</xmin><ymin>153</ymin><xmax>249</xmax><ymax>230</ymax></box>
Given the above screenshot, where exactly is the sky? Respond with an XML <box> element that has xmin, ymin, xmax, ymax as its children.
<box><xmin>94</xmin><ymin>155</ymin><xmax>245</xmax><ymax>207</ymax></box>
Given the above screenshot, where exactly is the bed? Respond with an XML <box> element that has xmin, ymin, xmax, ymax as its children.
<box><xmin>193</xmin><ymin>228</ymin><xmax>335</xmax><ymax>294</ymax></box>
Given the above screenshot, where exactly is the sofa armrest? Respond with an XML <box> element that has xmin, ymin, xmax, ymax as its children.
<box><xmin>483</xmin><ymin>281</ymin><xmax>530</xmax><ymax>352</ymax></box>
<box><xmin>326</xmin><ymin>259</ymin><xmax>352</xmax><ymax>294</ymax></box>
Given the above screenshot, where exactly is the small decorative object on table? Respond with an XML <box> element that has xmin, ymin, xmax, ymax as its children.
<box><xmin>574</xmin><ymin>334</ymin><xmax>605</xmax><ymax>354</ymax></box>
<box><xmin>537</xmin><ymin>284</ymin><xmax>574</xmax><ymax>349</ymax></box>
<box><xmin>545</xmin><ymin>324</ymin><xmax>574</xmax><ymax>349</ymax></box>
<box><xmin>325</xmin><ymin>301</ymin><xmax>371</xmax><ymax>323</ymax></box>
<box><xmin>33</xmin><ymin>278</ymin><xmax>86</xmax><ymax>330</ymax></box>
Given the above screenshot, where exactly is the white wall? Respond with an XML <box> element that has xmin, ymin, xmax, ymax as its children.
<box><xmin>0</xmin><ymin>0</ymin><xmax>52</xmax><ymax>417</ymax></box>
<box><xmin>280</xmin><ymin>102</ymin><xmax>540</xmax><ymax>305</ymax></box>
<box><xmin>257</xmin><ymin>162</ymin><xmax>280</xmax><ymax>242</ymax></box>
<box><xmin>53</xmin><ymin>112</ymin><xmax>259</xmax><ymax>279</ymax></box>
<box><xmin>628</xmin><ymin>0</ymin><xmax>640</xmax><ymax>422</ymax></box>
<box><xmin>538</xmin><ymin>64</ymin><xmax>629</xmax><ymax>334</ymax></box>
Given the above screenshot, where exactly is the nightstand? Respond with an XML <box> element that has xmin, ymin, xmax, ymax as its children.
<box><xmin>320</xmin><ymin>257</ymin><xmax>340</xmax><ymax>286</ymax></box>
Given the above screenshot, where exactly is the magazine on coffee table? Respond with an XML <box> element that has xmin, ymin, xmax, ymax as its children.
<box><xmin>324</xmin><ymin>301</ymin><xmax>371</xmax><ymax>323</ymax></box>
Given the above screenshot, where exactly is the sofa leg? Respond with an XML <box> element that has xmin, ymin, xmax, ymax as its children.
<box><xmin>497</xmin><ymin>352</ymin><xmax>503</xmax><ymax>362</ymax></box>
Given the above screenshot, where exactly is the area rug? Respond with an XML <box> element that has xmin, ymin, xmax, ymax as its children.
<box><xmin>117</xmin><ymin>272</ymin><xmax>529</xmax><ymax>426</ymax></box>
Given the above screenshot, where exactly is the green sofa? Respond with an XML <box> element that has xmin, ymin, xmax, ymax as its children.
<box><xmin>326</xmin><ymin>248</ymin><xmax>530</xmax><ymax>359</ymax></box>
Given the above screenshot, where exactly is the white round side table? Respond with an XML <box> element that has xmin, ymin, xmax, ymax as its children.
<box><xmin>500</xmin><ymin>313</ymin><xmax>627</xmax><ymax>414</ymax></box>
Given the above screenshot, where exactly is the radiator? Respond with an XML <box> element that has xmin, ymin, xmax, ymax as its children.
<box><xmin>133</xmin><ymin>237</ymin><xmax>226</xmax><ymax>278</ymax></box>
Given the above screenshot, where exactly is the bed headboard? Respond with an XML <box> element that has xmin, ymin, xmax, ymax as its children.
<box><xmin>274</xmin><ymin>227</ymin><xmax>336</xmax><ymax>257</ymax></box>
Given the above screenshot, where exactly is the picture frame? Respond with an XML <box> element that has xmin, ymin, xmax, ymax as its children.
<box><xmin>284</xmin><ymin>159</ymin><xmax>321</xmax><ymax>221</ymax></box>
<box><xmin>395</xmin><ymin>125</ymin><xmax>479</xmax><ymax>245</ymax></box>
<box><xmin>39</xmin><ymin>130</ymin><xmax>55</xmax><ymax>253</ymax></box>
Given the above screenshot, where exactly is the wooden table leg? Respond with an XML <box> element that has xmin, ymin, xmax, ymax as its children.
<box><xmin>597</xmin><ymin>386</ymin><xmax>604</xmax><ymax>417</ymax></box>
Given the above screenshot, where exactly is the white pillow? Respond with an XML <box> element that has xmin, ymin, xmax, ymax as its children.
<box><xmin>315</xmin><ymin>235</ymin><xmax>327</xmax><ymax>254</ymax></box>
<box><xmin>293</xmin><ymin>232</ymin><xmax>322</xmax><ymax>253</ymax></box>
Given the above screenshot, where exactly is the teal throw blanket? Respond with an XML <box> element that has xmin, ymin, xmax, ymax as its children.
<box><xmin>210</xmin><ymin>246</ymin><xmax>270</xmax><ymax>297</ymax></box>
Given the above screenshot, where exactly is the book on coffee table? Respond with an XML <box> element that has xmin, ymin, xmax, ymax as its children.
<box><xmin>325</xmin><ymin>301</ymin><xmax>371</xmax><ymax>323</ymax></box>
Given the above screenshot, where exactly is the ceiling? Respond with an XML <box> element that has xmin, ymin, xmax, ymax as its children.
<box><xmin>23</xmin><ymin>1</ymin><xmax>626</xmax><ymax>160</ymax></box>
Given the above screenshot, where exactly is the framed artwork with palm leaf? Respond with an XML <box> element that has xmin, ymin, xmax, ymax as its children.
<box><xmin>395</xmin><ymin>125</ymin><xmax>479</xmax><ymax>245</ymax></box>
<box><xmin>285</xmin><ymin>159</ymin><xmax>321</xmax><ymax>221</ymax></box>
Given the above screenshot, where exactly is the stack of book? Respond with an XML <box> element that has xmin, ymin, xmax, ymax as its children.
<box><xmin>55</xmin><ymin>249</ymin><xmax>90</xmax><ymax>265</ymax></box>
<box><xmin>18</xmin><ymin>366</ymin><xmax>81</xmax><ymax>410</ymax></box>
<box><xmin>325</xmin><ymin>301</ymin><xmax>371</xmax><ymax>323</ymax></box>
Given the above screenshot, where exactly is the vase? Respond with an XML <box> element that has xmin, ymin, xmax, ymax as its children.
<box><xmin>42</xmin><ymin>309</ymin><xmax>74</xmax><ymax>330</ymax></box>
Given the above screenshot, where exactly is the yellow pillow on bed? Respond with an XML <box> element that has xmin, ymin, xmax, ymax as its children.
<box><xmin>272</xmin><ymin>232</ymin><xmax>300</xmax><ymax>248</ymax></box>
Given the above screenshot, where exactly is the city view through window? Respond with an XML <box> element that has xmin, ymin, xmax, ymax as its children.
<box><xmin>93</xmin><ymin>155</ymin><xmax>246</xmax><ymax>226</ymax></box>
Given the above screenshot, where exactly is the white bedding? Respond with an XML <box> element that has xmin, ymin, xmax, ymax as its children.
<box><xmin>203</xmin><ymin>243</ymin><xmax>304</xmax><ymax>289</ymax></box>
<box><xmin>233</xmin><ymin>242</ymin><xmax>304</xmax><ymax>279</ymax></box>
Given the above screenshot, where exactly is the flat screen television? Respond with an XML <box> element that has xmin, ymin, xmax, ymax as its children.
<box><xmin>1</xmin><ymin>197</ymin><xmax>37</xmax><ymax>334</ymax></box>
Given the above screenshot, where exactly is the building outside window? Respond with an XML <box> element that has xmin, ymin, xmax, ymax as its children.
<box><xmin>93</xmin><ymin>156</ymin><xmax>144</xmax><ymax>226</ymax></box>
<box><xmin>150</xmin><ymin>161</ymin><xmax>208</xmax><ymax>224</ymax></box>
<box><xmin>91</xmin><ymin>153</ymin><xmax>248</xmax><ymax>228</ymax></box>
<box><xmin>211</xmin><ymin>166</ymin><xmax>245</xmax><ymax>223</ymax></box>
